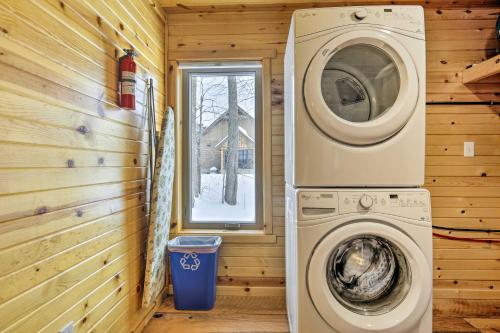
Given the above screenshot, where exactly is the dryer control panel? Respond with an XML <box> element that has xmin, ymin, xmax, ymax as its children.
<box><xmin>338</xmin><ymin>191</ymin><xmax>431</xmax><ymax>222</ymax></box>
<box><xmin>295</xmin><ymin>6</ymin><xmax>425</xmax><ymax>37</ymax></box>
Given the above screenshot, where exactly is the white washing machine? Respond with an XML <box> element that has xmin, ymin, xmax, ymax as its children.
<box><xmin>284</xmin><ymin>6</ymin><xmax>426</xmax><ymax>187</ymax></box>
<box><xmin>285</xmin><ymin>186</ymin><xmax>432</xmax><ymax>333</ymax></box>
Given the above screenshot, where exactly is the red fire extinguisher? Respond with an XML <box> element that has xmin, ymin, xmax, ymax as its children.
<box><xmin>118</xmin><ymin>49</ymin><xmax>137</xmax><ymax>110</ymax></box>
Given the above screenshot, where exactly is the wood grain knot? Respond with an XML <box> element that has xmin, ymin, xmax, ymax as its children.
<box><xmin>36</xmin><ymin>206</ymin><xmax>48</xmax><ymax>215</ymax></box>
<box><xmin>77</xmin><ymin>125</ymin><xmax>89</xmax><ymax>135</ymax></box>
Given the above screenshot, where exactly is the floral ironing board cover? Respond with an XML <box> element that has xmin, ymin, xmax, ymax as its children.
<box><xmin>143</xmin><ymin>107</ymin><xmax>175</xmax><ymax>307</ymax></box>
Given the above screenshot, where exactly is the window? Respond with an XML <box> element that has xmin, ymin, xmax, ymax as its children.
<box><xmin>181</xmin><ymin>62</ymin><xmax>263</xmax><ymax>230</ymax></box>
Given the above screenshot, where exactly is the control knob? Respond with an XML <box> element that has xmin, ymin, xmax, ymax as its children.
<box><xmin>354</xmin><ymin>8</ymin><xmax>368</xmax><ymax>20</ymax></box>
<box><xmin>359</xmin><ymin>194</ymin><xmax>374</xmax><ymax>209</ymax></box>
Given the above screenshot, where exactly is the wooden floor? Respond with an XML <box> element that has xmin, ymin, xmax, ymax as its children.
<box><xmin>143</xmin><ymin>296</ymin><xmax>499</xmax><ymax>333</ymax></box>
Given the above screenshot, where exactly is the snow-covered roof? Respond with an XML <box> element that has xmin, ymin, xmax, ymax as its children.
<box><xmin>202</xmin><ymin>106</ymin><xmax>254</xmax><ymax>135</ymax></box>
<box><xmin>214</xmin><ymin>127</ymin><xmax>255</xmax><ymax>149</ymax></box>
<box><xmin>238</xmin><ymin>126</ymin><xmax>254</xmax><ymax>143</ymax></box>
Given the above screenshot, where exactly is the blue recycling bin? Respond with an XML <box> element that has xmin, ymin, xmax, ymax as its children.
<box><xmin>168</xmin><ymin>236</ymin><xmax>222</xmax><ymax>310</ymax></box>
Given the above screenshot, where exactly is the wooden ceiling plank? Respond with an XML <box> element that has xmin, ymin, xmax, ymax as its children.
<box><xmin>159</xmin><ymin>0</ymin><xmax>500</xmax><ymax>12</ymax></box>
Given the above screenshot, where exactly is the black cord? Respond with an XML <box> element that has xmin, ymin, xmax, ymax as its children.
<box><xmin>432</xmin><ymin>225</ymin><xmax>500</xmax><ymax>233</ymax></box>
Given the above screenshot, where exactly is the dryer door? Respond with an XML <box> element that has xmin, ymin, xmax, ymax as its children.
<box><xmin>304</xmin><ymin>30</ymin><xmax>419</xmax><ymax>145</ymax></box>
<box><xmin>307</xmin><ymin>221</ymin><xmax>431</xmax><ymax>333</ymax></box>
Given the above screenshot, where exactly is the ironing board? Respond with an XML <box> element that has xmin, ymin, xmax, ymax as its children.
<box><xmin>142</xmin><ymin>107</ymin><xmax>175</xmax><ymax>307</ymax></box>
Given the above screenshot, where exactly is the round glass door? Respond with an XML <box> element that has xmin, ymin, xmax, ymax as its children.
<box><xmin>304</xmin><ymin>30</ymin><xmax>419</xmax><ymax>145</ymax></box>
<box><xmin>307</xmin><ymin>221</ymin><xmax>431</xmax><ymax>333</ymax></box>
<box><xmin>326</xmin><ymin>235</ymin><xmax>411</xmax><ymax>316</ymax></box>
<box><xmin>321</xmin><ymin>45</ymin><xmax>400</xmax><ymax>123</ymax></box>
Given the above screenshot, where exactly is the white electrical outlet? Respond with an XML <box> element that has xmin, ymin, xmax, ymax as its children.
<box><xmin>464</xmin><ymin>142</ymin><xmax>474</xmax><ymax>157</ymax></box>
<box><xmin>60</xmin><ymin>322</ymin><xmax>74</xmax><ymax>333</ymax></box>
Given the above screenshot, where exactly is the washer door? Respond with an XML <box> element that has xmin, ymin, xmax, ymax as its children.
<box><xmin>308</xmin><ymin>221</ymin><xmax>431</xmax><ymax>333</ymax></box>
<box><xmin>304</xmin><ymin>30</ymin><xmax>419</xmax><ymax>145</ymax></box>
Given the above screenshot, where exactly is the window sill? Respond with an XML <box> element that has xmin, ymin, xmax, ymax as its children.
<box><xmin>173</xmin><ymin>228</ymin><xmax>277</xmax><ymax>244</ymax></box>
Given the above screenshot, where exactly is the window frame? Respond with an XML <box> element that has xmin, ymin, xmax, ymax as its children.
<box><xmin>180</xmin><ymin>63</ymin><xmax>264</xmax><ymax>230</ymax></box>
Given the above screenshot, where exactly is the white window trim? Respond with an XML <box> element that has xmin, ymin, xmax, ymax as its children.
<box><xmin>174</xmin><ymin>60</ymin><xmax>273</xmax><ymax>235</ymax></box>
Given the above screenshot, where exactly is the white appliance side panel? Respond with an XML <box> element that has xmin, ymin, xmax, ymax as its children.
<box><xmin>285</xmin><ymin>185</ymin><xmax>298</xmax><ymax>333</ymax></box>
<box><xmin>284</xmin><ymin>17</ymin><xmax>296</xmax><ymax>186</ymax></box>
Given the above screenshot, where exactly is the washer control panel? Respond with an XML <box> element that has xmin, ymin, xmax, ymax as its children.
<box><xmin>359</xmin><ymin>193</ymin><xmax>374</xmax><ymax>209</ymax></box>
<box><xmin>298</xmin><ymin>191</ymin><xmax>339</xmax><ymax>221</ymax></box>
<box><xmin>354</xmin><ymin>8</ymin><xmax>369</xmax><ymax>20</ymax></box>
<box><xmin>339</xmin><ymin>191</ymin><xmax>431</xmax><ymax>222</ymax></box>
<box><xmin>297</xmin><ymin>190</ymin><xmax>431</xmax><ymax>222</ymax></box>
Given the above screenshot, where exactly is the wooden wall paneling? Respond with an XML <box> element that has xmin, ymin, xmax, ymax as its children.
<box><xmin>76</xmin><ymin>0</ymin><xmax>164</xmax><ymax>72</ymax></box>
<box><xmin>3</xmin><ymin>246</ymin><xmax>144</xmax><ymax>333</ymax></box>
<box><xmin>0</xmin><ymin>143</ymin><xmax>148</xmax><ymax>169</ymax></box>
<box><xmin>0</xmin><ymin>226</ymin><xmax>146</xmax><ymax>330</ymax></box>
<box><xmin>0</xmin><ymin>91</ymin><xmax>148</xmax><ymax>142</ymax></box>
<box><xmin>0</xmin><ymin>73</ymin><xmax>146</xmax><ymax>130</ymax></box>
<box><xmin>0</xmin><ymin>179</ymin><xmax>147</xmax><ymax>222</ymax></box>
<box><xmin>0</xmin><ymin>167</ymin><xmax>148</xmax><ymax>195</ymax></box>
<box><xmin>165</xmin><ymin>4</ymin><xmax>500</xmax><ymax>322</ymax></box>
<box><xmin>39</xmin><ymin>0</ymin><xmax>165</xmax><ymax>106</ymax></box>
<box><xmin>426</xmin><ymin>101</ymin><xmax>500</xmax><ymax>313</ymax></box>
<box><xmin>0</xmin><ymin>197</ymin><xmax>146</xmax><ymax>276</ymax></box>
<box><xmin>0</xmin><ymin>0</ymin><xmax>165</xmax><ymax>111</ymax></box>
<box><xmin>424</xmin><ymin>8</ymin><xmax>500</xmax><ymax>103</ymax></box>
<box><xmin>0</xmin><ymin>193</ymin><xmax>146</xmax><ymax>250</ymax></box>
<box><xmin>0</xmin><ymin>0</ymin><xmax>165</xmax><ymax>332</ymax></box>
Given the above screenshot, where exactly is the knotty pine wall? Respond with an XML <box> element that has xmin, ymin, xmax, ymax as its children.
<box><xmin>166</xmin><ymin>5</ymin><xmax>500</xmax><ymax>319</ymax></box>
<box><xmin>0</xmin><ymin>0</ymin><xmax>165</xmax><ymax>332</ymax></box>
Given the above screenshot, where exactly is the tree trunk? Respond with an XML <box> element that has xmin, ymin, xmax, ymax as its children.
<box><xmin>191</xmin><ymin>76</ymin><xmax>200</xmax><ymax>198</ymax></box>
<box><xmin>196</xmin><ymin>96</ymin><xmax>203</xmax><ymax>197</ymax></box>
<box><xmin>224</xmin><ymin>76</ymin><xmax>238</xmax><ymax>205</ymax></box>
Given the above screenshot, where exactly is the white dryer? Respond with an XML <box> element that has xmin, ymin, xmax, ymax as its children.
<box><xmin>285</xmin><ymin>187</ymin><xmax>432</xmax><ymax>333</ymax></box>
<box><xmin>284</xmin><ymin>6</ymin><xmax>426</xmax><ymax>187</ymax></box>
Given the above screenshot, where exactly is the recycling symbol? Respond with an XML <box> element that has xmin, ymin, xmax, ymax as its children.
<box><xmin>180</xmin><ymin>253</ymin><xmax>200</xmax><ymax>271</ymax></box>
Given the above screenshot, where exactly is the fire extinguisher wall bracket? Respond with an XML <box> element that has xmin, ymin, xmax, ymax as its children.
<box><xmin>118</xmin><ymin>49</ymin><xmax>137</xmax><ymax>110</ymax></box>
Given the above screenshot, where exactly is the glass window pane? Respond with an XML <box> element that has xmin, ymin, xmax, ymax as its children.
<box><xmin>321</xmin><ymin>44</ymin><xmax>400</xmax><ymax>123</ymax></box>
<box><xmin>189</xmin><ymin>73</ymin><xmax>256</xmax><ymax>224</ymax></box>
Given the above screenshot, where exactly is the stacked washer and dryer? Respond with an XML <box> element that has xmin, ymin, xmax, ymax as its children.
<box><xmin>284</xmin><ymin>6</ymin><xmax>432</xmax><ymax>333</ymax></box>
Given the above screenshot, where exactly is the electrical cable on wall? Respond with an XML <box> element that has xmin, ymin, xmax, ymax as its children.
<box><xmin>432</xmin><ymin>225</ymin><xmax>500</xmax><ymax>244</ymax></box>
<box><xmin>432</xmin><ymin>225</ymin><xmax>500</xmax><ymax>233</ymax></box>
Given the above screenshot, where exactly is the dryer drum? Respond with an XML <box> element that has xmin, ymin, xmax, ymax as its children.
<box><xmin>326</xmin><ymin>235</ymin><xmax>411</xmax><ymax>315</ymax></box>
<box><xmin>320</xmin><ymin>44</ymin><xmax>400</xmax><ymax>124</ymax></box>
